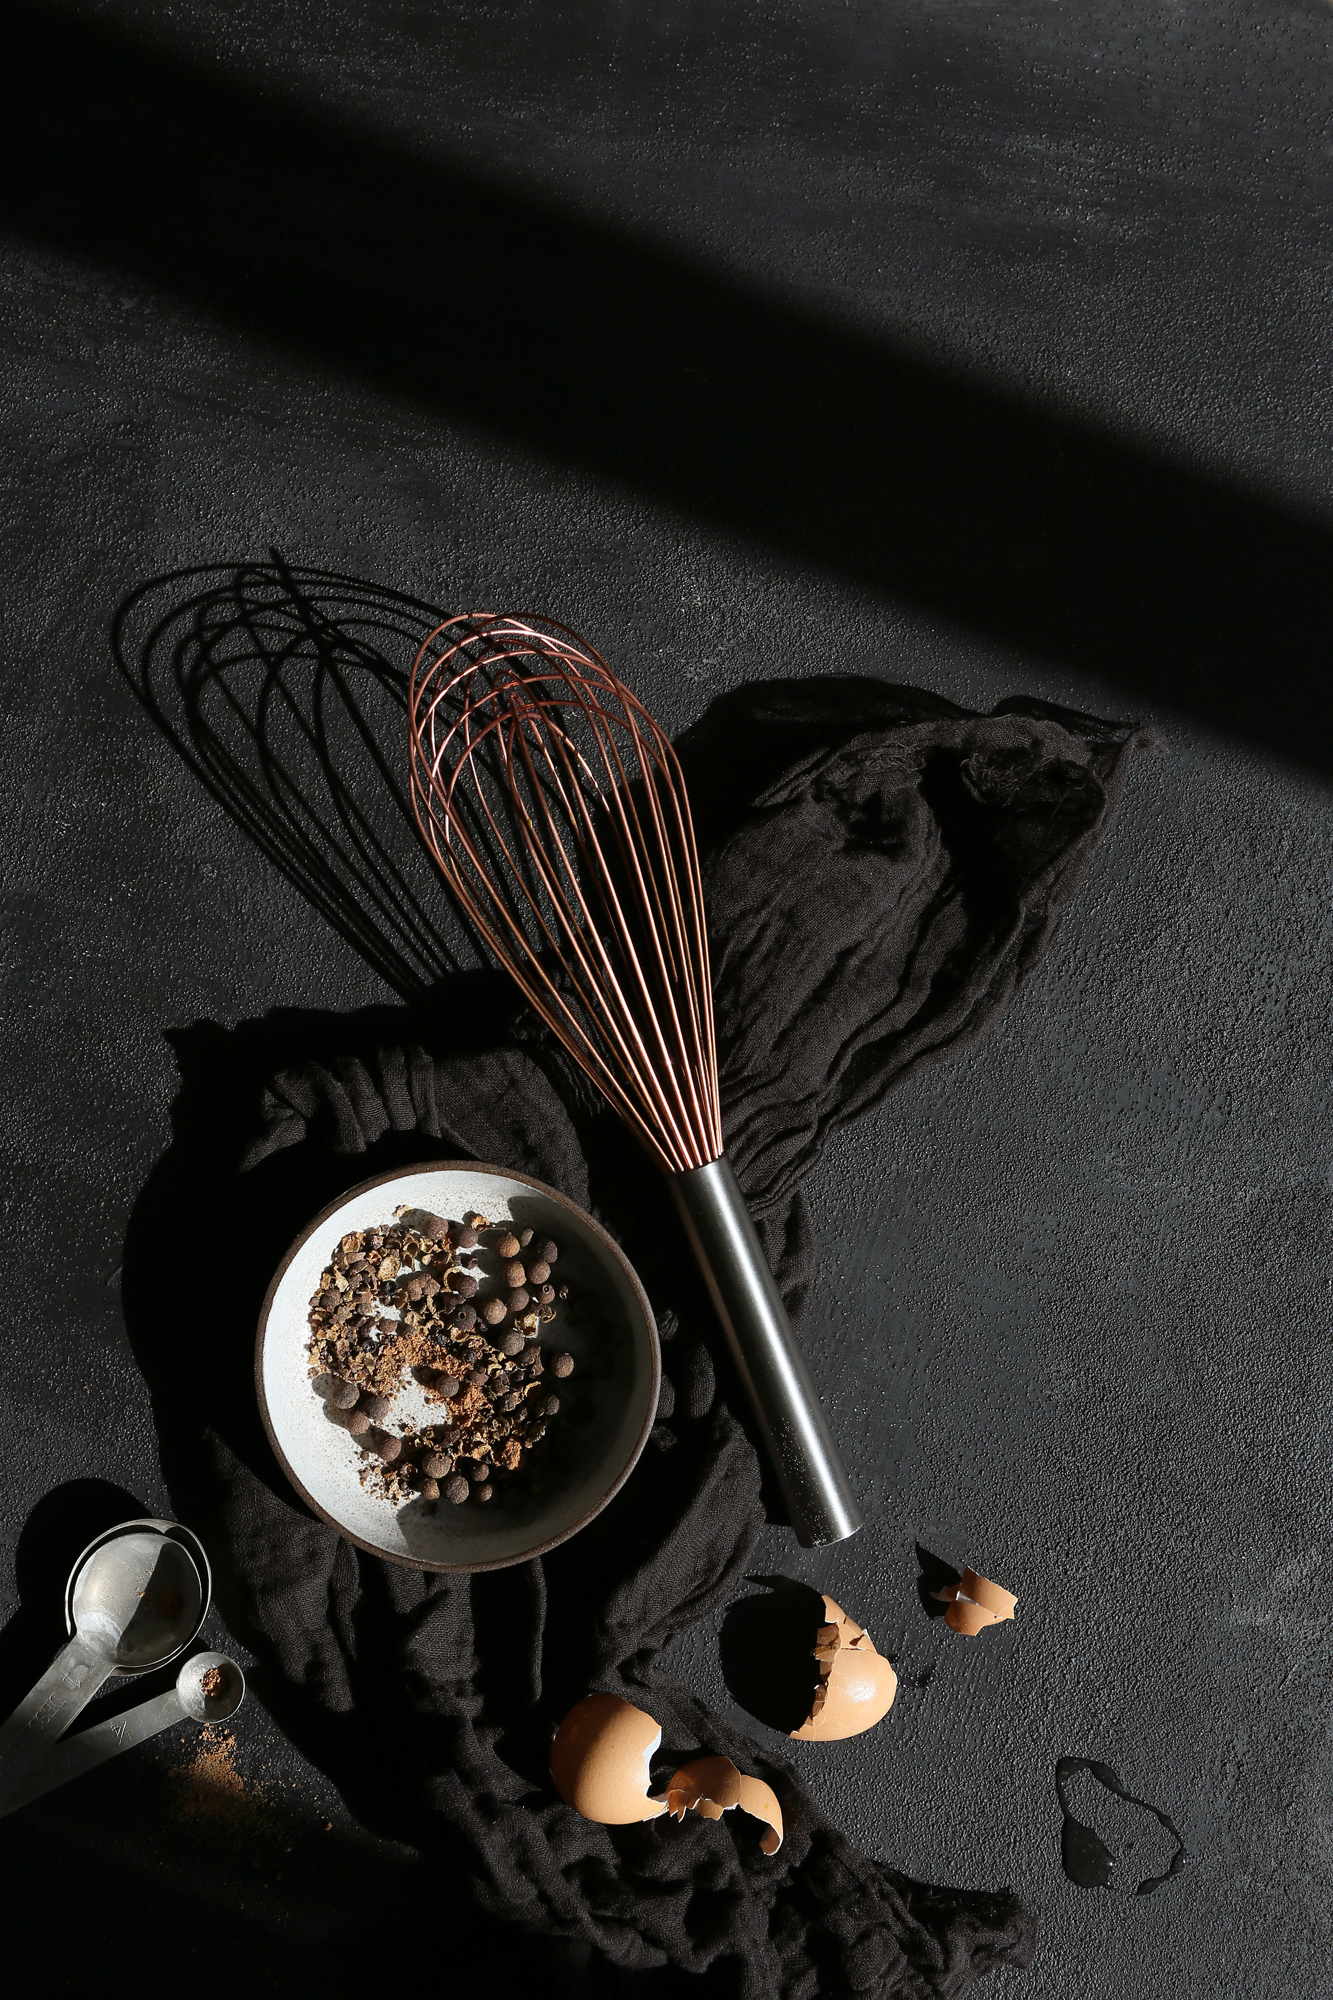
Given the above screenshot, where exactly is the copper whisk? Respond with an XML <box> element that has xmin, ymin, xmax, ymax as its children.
<box><xmin>409</xmin><ymin>613</ymin><xmax>861</xmax><ymax>1547</ymax></box>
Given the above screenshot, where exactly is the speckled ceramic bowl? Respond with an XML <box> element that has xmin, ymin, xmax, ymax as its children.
<box><xmin>255</xmin><ymin>1162</ymin><xmax>659</xmax><ymax>1572</ymax></box>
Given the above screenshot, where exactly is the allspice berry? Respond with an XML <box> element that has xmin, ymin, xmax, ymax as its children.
<box><xmin>466</xmin><ymin>1367</ymin><xmax>489</xmax><ymax>1390</ymax></box>
<box><xmin>470</xmin><ymin>1460</ymin><xmax>492</xmax><ymax>1482</ymax></box>
<box><xmin>527</xmin><ymin>1260</ymin><xmax>550</xmax><ymax>1286</ymax></box>
<box><xmin>436</xmin><ymin>1375</ymin><xmax>461</xmax><ymax>1400</ymax></box>
<box><xmin>420</xmin><ymin>1212</ymin><xmax>451</xmax><ymax>1241</ymax></box>
<box><xmin>361</xmin><ymin>1393</ymin><xmax>393</xmax><ymax>1423</ymax></box>
<box><xmin>418</xmin><ymin>1477</ymin><xmax>440</xmax><ymax>1502</ymax></box>
<box><xmin>454</xmin><ymin>1224</ymin><xmax>479</xmax><ymax>1250</ymax></box>
<box><xmin>475</xmin><ymin>1483</ymin><xmax>495</xmax><ymax>1503</ymax></box>
<box><xmin>506</xmin><ymin>1286</ymin><xmax>530</xmax><ymax>1311</ymax></box>
<box><xmin>344</xmin><ymin>1408</ymin><xmax>370</xmax><ymax>1436</ymax></box>
<box><xmin>497</xmin><ymin>1231</ymin><xmax>521</xmax><ymax>1260</ymax></box>
<box><xmin>421</xmin><ymin>1450</ymin><xmax>453</xmax><ymax>1479</ymax></box>
<box><xmin>551</xmin><ymin>1351</ymin><xmax>575</xmax><ymax>1378</ymax></box>
<box><xmin>504</xmin><ymin>1259</ymin><xmax>527</xmax><ymax>1287</ymax></box>
<box><xmin>518</xmin><ymin>1226</ymin><xmax>534</xmax><ymax>1247</ymax></box>
<box><xmin>482</xmin><ymin>1297</ymin><xmax>508</xmax><ymax>1327</ymax></box>
<box><xmin>372</xmin><ymin>1430</ymin><xmax>402</xmax><ymax>1463</ymax></box>
<box><xmin>444</xmin><ymin>1473</ymin><xmax>470</xmax><ymax>1503</ymax></box>
<box><xmin>327</xmin><ymin>1378</ymin><xmax>359</xmax><ymax>1409</ymax></box>
<box><xmin>451</xmin><ymin>1306</ymin><xmax>477</xmax><ymax>1333</ymax></box>
<box><xmin>538</xmin><ymin>1239</ymin><xmax>559</xmax><ymax>1264</ymax></box>
<box><xmin>538</xmin><ymin>1394</ymin><xmax>560</xmax><ymax>1417</ymax></box>
<box><xmin>450</xmin><ymin>1272</ymin><xmax>479</xmax><ymax>1299</ymax></box>
<box><xmin>501</xmin><ymin>1330</ymin><xmax>525</xmax><ymax>1357</ymax></box>
<box><xmin>536</xmin><ymin>1284</ymin><xmax>555</xmax><ymax>1306</ymax></box>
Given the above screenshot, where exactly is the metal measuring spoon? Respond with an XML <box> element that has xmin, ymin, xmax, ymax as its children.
<box><xmin>0</xmin><ymin>1530</ymin><xmax>203</xmax><ymax>1808</ymax></box>
<box><xmin>0</xmin><ymin>1650</ymin><xmax>245</xmax><ymax>1816</ymax></box>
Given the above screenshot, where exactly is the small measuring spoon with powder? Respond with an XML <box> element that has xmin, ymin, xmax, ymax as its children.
<box><xmin>0</xmin><ymin>1651</ymin><xmax>245</xmax><ymax>1816</ymax></box>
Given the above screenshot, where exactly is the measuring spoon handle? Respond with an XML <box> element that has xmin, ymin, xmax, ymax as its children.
<box><xmin>0</xmin><ymin>1686</ymin><xmax>186</xmax><ymax>1815</ymax></box>
<box><xmin>0</xmin><ymin>1636</ymin><xmax>117</xmax><ymax>1807</ymax></box>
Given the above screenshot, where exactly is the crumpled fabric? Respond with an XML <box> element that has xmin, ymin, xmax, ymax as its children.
<box><xmin>126</xmin><ymin>677</ymin><xmax>1150</xmax><ymax>1996</ymax></box>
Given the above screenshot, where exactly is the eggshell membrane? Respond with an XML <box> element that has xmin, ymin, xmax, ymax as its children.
<box><xmin>791</xmin><ymin>1595</ymin><xmax>897</xmax><ymax>1741</ymax></box>
<box><xmin>664</xmin><ymin>1755</ymin><xmax>784</xmax><ymax>1854</ymax></box>
<box><xmin>550</xmin><ymin>1693</ymin><xmax>669</xmax><ymax>1824</ymax></box>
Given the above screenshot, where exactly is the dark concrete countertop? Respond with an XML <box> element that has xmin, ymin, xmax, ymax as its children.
<box><xmin>1</xmin><ymin>5</ymin><xmax>1328</xmax><ymax>1992</ymax></box>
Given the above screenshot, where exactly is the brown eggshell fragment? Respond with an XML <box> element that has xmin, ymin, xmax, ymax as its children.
<box><xmin>791</xmin><ymin>1595</ymin><xmax>897</xmax><ymax>1741</ymax></box>
<box><xmin>550</xmin><ymin>1694</ymin><xmax>669</xmax><ymax>1824</ymax></box>
<box><xmin>941</xmin><ymin>1565</ymin><xmax>1017</xmax><ymax>1637</ymax></box>
<box><xmin>736</xmin><ymin>1774</ymin><xmax>784</xmax><ymax>1854</ymax></box>
<box><xmin>663</xmin><ymin>1756</ymin><xmax>784</xmax><ymax>1855</ymax></box>
<box><xmin>664</xmin><ymin>1755</ymin><xmax>744</xmax><ymax>1821</ymax></box>
<box><xmin>944</xmin><ymin>1596</ymin><xmax>1001</xmax><ymax>1636</ymax></box>
<box><xmin>958</xmin><ymin>1567</ymin><xmax>1017</xmax><ymax>1620</ymax></box>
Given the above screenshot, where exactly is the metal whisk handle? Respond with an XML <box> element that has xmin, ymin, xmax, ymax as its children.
<box><xmin>667</xmin><ymin>1155</ymin><xmax>864</xmax><ymax>1548</ymax></box>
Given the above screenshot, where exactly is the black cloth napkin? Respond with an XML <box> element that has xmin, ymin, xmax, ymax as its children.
<box><xmin>133</xmin><ymin>678</ymin><xmax>1149</xmax><ymax>1996</ymax></box>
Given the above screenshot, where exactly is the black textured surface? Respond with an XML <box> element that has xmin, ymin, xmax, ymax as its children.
<box><xmin>1</xmin><ymin>4</ymin><xmax>1328</xmax><ymax>1994</ymax></box>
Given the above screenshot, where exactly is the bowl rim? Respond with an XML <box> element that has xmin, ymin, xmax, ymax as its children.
<box><xmin>254</xmin><ymin>1158</ymin><xmax>661</xmax><ymax>1573</ymax></box>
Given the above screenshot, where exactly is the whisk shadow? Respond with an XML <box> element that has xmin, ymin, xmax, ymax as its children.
<box><xmin>112</xmin><ymin>556</ymin><xmax>469</xmax><ymax>1001</ymax></box>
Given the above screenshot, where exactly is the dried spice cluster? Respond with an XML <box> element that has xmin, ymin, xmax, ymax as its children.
<box><xmin>307</xmin><ymin>1208</ymin><xmax>578</xmax><ymax>1508</ymax></box>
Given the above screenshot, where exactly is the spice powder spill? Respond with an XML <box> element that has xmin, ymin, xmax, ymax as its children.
<box><xmin>170</xmin><ymin>1727</ymin><xmax>264</xmax><ymax>1829</ymax></box>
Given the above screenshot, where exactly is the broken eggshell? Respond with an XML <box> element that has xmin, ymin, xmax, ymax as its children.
<box><xmin>549</xmin><ymin>1693</ymin><xmax>669</xmax><ymax>1824</ymax></box>
<box><xmin>664</xmin><ymin>1754</ymin><xmax>784</xmax><ymax>1854</ymax></box>
<box><xmin>937</xmin><ymin>1566</ymin><xmax>1018</xmax><ymax>1637</ymax></box>
<box><xmin>791</xmin><ymin>1595</ymin><xmax>898</xmax><ymax>1742</ymax></box>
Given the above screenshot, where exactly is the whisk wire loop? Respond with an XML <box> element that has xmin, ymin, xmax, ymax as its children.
<box><xmin>408</xmin><ymin>615</ymin><xmax>724</xmax><ymax>1174</ymax></box>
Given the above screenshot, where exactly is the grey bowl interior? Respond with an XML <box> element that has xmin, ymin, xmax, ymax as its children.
<box><xmin>256</xmin><ymin>1162</ymin><xmax>660</xmax><ymax>1571</ymax></box>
